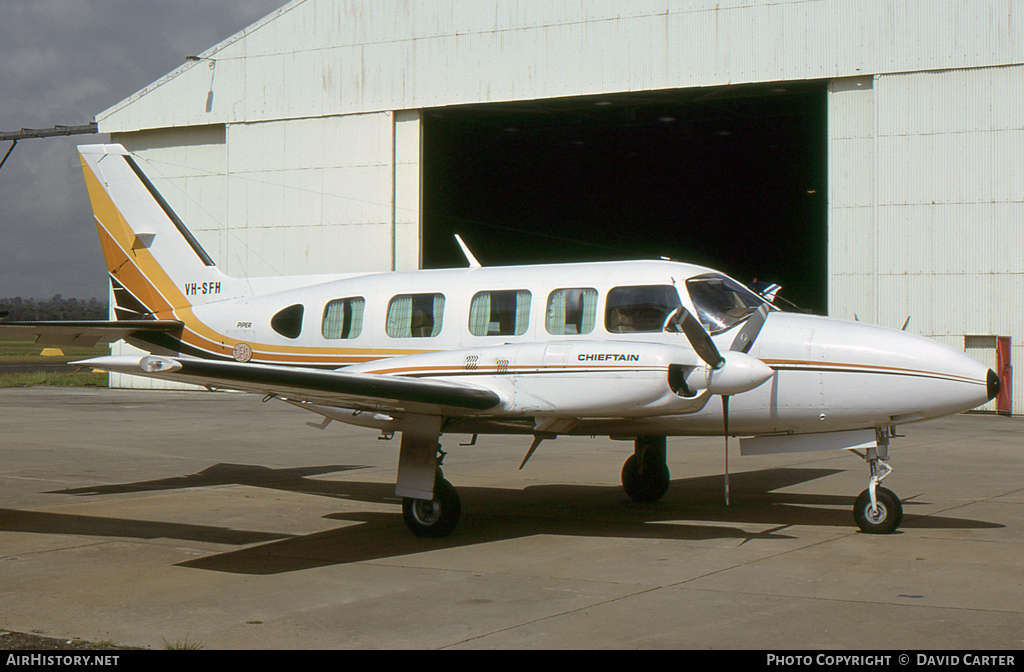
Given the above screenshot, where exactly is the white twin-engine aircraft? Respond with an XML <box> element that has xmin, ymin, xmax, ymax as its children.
<box><xmin>3</xmin><ymin>144</ymin><xmax>1000</xmax><ymax>538</ymax></box>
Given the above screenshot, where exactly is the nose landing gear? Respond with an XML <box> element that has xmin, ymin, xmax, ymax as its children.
<box><xmin>853</xmin><ymin>435</ymin><xmax>903</xmax><ymax>534</ymax></box>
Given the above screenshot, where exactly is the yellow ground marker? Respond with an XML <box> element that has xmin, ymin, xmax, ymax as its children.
<box><xmin>39</xmin><ymin>348</ymin><xmax>65</xmax><ymax>357</ymax></box>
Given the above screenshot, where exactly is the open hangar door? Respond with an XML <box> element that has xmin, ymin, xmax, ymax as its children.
<box><xmin>422</xmin><ymin>82</ymin><xmax>828</xmax><ymax>313</ymax></box>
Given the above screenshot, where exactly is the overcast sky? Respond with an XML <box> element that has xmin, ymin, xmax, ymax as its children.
<box><xmin>0</xmin><ymin>0</ymin><xmax>288</xmax><ymax>300</ymax></box>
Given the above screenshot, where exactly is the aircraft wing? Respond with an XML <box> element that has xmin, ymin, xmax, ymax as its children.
<box><xmin>0</xmin><ymin>320</ymin><xmax>184</xmax><ymax>347</ymax></box>
<box><xmin>77</xmin><ymin>355</ymin><xmax>502</xmax><ymax>415</ymax></box>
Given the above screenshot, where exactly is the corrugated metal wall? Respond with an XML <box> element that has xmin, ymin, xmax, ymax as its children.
<box><xmin>98</xmin><ymin>0</ymin><xmax>1024</xmax><ymax>133</ymax></box>
<box><xmin>97</xmin><ymin>0</ymin><xmax>1024</xmax><ymax>406</ymax></box>
<box><xmin>830</xmin><ymin>65</ymin><xmax>1024</xmax><ymax>413</ymax></box>
<box><xmin>112</xmin><ymin>111</ymin><xmax>419</xmax><ymax>280</ymax></box>
<box><xmin>827</xmin><ymin>76</ymin><xmax>875</xmax><ymax>324</ymax></box>
<box><xmin>877</xmin><ymin>66</ymin><xmax>1024</xmax><ymax>415</ymax></box>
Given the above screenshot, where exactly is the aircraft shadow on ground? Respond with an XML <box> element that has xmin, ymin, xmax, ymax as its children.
<box><xmin>8</xmin><ymin>462</ymin><xmax>1003</xmax><ymax>575</ymax></box>
<box><xmin>0</xmin><ymin>507</ymin><xmax>288</xmax><ymax>546</ymax></box>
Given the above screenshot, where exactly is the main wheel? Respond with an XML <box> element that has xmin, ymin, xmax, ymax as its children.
<box><xmin>621</xmin><ymin>454</ymin><xmax>671</xmax><ymax>503</ymax></box>
<box><xmin>853</xmin><ymin>486</ymin><xmax>903</xmax><ymax>534</ymax></box>
<box><xmin>402</xmin><ymin>475</ymin><xmax>462</xmax><ymax>538</ymax></box>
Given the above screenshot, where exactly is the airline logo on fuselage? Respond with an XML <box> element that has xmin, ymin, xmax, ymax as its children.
<box><xmin>578</xmin><ymin>353</ymin><xmax>640</xmax><ymax>362</ymax></box>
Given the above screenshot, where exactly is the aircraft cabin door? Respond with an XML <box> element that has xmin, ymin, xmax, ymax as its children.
<box><xmin>996</xmin><ymin>336</ymin><xmax>1012</xmax><ymax>416</ymax></box>
<box><xmin>966</xmin><ymin>335</ymin><xmax>1012</xmax><ymax>415</ymax></box>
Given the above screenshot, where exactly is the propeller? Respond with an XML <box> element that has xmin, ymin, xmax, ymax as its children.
<box><xmin>721</xmin><ymin>305</ymin><xmax>769</xmax><ymax>505</ymax></box>
<box><xmin>671</xmin><ymin>304</ymin><xmax>772</xmax><ymax>505</ymax></box>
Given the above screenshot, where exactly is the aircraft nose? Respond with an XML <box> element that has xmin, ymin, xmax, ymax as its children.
<box><xmin>987</xmin><ymin>369</ymin><xmax>1001</xmax><ymax>401</ymax></box>
<box><xmin>763</xmin><ymin>314</ymin><xmax>999</xmax><ymax>422</ymax></box>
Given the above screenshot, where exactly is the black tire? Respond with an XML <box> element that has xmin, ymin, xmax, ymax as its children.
<box><xmin>621</xmin><ymin>454</ymin><xmax>671</xmax><ymax>503</ymax></box>
<box><xmin>402</xmin><ymin>476</ymin><xmax>462</xmax><ymax>538</ymax></box>
<box><xmin>853</xmin><ymin>486</ymin><xmax>903</xmax><ymax>534</ymax></box>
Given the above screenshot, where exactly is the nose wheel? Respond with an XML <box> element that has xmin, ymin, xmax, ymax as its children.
<box><xmin>853</xmin><ymin>440</ymin><xmax>903</xmax><ymax>534</ymax></box>
<box><xmin>854</xmin><ymin>486</ymin><xmax>903</xmax><ymax>534</ymax></box>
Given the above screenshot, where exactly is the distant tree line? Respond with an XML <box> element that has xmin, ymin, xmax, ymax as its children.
<box><xmin>0</xmin><ymin>296</ymin><xmax>108</xmax><ymax>321</ymax></box>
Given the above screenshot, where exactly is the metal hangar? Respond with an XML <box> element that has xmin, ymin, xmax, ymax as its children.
<box><xmin>96</xmin><ymin>0</ymin><xmax>1022</xmax><ymax>414</ymax></box>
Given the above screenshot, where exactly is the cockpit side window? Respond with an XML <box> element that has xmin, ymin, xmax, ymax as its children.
<box><xmin>605</xmin><ymin>285</ymin><xmax>682</xmax><ymax>333</ymax></box>
<box><xmin>685</xmin><ymin>273</ymin><xmax>765</xmax><ymax>333</ymax></box>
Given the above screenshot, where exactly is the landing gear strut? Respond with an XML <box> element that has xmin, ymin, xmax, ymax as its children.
<box><xmin>622</xmin><ymin>436</ymin><xmax>670</xmax><ymax>502</ymax></box>
<box><xmin>853</xmin><ymin>434</ymin><xmax>903</xmax><ymax>534</ymax></box>
<box><xmin>396</xmin><ymin>419</ymin><xmax>462</xmax><ymax>538</ymax></box>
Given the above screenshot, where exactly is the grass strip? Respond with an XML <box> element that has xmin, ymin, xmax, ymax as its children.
<box><xmin>0</xmin><ymin>371</ymin><xmax>108</xmax><ymax>388</ymax></box>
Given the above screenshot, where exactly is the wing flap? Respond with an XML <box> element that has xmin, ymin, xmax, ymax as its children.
<box><xmin>77</xmin><ymin>355</ymin><xmax>503</xmax><ymax>413</ymax></box>
<box><xmin>0</xmin><ymin>320</ymin><xmax>184</xmax><ymax>346</ymax></box>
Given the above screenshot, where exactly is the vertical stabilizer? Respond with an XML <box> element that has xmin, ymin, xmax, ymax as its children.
<box><xmin>79</xmin><ymin>144</ymin><xmax>245</xmax><ymax>320</ymax></box>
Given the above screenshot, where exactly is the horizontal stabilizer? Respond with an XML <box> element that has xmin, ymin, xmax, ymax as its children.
<box><xmin>0</xmin><ymin>320</ymin><xmax>183</xmax><ymax>347</ymax></box>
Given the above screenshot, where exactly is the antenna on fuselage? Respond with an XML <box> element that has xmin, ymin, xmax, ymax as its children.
<box><xmin>454</xmin><ymin>234</ymin><xmax>482</xmax><ymax>268</ymax></box>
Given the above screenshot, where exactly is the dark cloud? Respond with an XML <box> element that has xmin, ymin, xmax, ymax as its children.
<box><xmin>0</xmin><ymin>0</ymin><xmax>288</xmax><ymax>299</ymax></box>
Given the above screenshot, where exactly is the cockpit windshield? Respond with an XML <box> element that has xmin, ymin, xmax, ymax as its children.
<box><xmin>685</xmin><ymin>273</ymin><xmax>767</xmax><ymax>334</ymax></box>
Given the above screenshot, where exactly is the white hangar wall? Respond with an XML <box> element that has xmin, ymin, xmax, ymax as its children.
<box><xmin>99</xmin><ymin>0</ymin><xmax>1024</xmax><ymax>128</ymax></box>
<box><xmin>829</xmin><ymin>66</ymin><xmax>1024</xmax><ymax>412</ymax></box>
<box><xmin>97</xmin><ymin>0</ymin><xmax>1024</xmax><ymax>411</ymax></box>
<box><xmin>112</xmin><ymin>112</ymin><xmax>421</xmax><ymax>279</ymax></box>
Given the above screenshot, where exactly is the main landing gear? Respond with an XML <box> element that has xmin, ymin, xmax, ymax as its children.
<box><xmin>621</xmin><ymin>436</ymin><xmax>671</xmax><ymax>502</ymax></box>
<box><xmin>396</xmin><ymin>416</ymin><xmax>463</xmax><ymax>538</ymax></box>
<box><xmin>853</xmin><ymin>436</ymin><xmax>903</xmax><ymax>534</ymax></box>
<box><xmin>402</xmin><ymin>468</ymin><xmax>462</xmax><ymax>538</ymax></box>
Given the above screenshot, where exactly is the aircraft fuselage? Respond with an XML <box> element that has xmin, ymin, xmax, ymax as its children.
<box><xmin>128</xmin><ymin>259</ymin><xmax>996</xmax><ymax>439</ymax></box>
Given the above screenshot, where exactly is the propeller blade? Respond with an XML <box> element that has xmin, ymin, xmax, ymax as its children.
<box><xmin>723</xmin><ymin>394</ymin><xmax>730</xmax><ymax>506</ymax></box>
<box><xmin>672</xmin><ymin>307</ymin><xmax>725</xmax><ymax>369</ymax></box>
<box><xmin>729</xmin><ymin>304</ymin><xmax>770</xmax><ymax>354</ymax></box>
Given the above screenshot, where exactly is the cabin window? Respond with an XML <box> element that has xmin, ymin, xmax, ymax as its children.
<box><xmin>271</xmin><ymin>304</ymin><xmax>305</xmax><ymax>339</ymax></box>
<box><xmin>605</xmin><ymin>285</ymin><xmax>682</xmax><ymax>333</ymax></box>
<box><xmin>386</xmin><ymin>293</ymin><xmax>445</xmax><ymax>338</ymax></box>
<box><xmin>469</xmin><ymin>290</ymin><xmax>531</xmax><ymax>336</ymax></box>
<box><xmin>321</xmin><ymin>297</ymin><xmax>365</xmax><ymax>340</ymax></box>
<box><xmin>685</xmin><ymin>273</ymin><xmax>764</xmax><ymax>333</ymax></box>
<box><xmin>546</xmin><ymin>288</ymin><xmax>598</xmax><ymax>335</ymax></box>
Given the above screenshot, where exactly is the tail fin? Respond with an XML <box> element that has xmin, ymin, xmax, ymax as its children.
<box><xmin>79</xmin><ymin>144</ymin><xmax>244</xmax><ymax>320</ymax></box>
